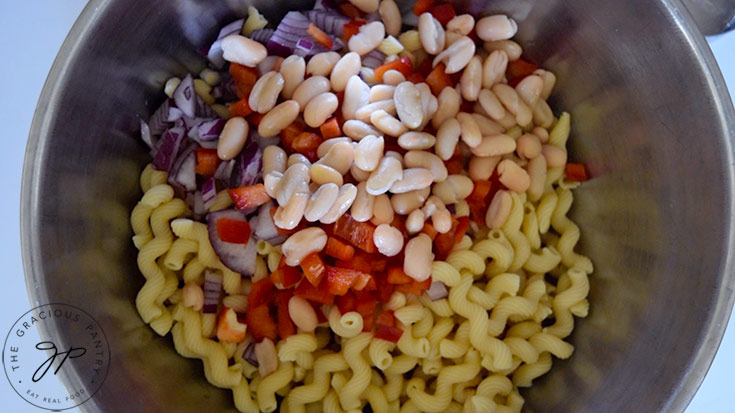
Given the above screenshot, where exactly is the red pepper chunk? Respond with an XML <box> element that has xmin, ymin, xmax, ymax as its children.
<box><xmin>228</xmin><ymin>184</ymin><xmax>271</xmax><ymax>211</ymax></box>
<box><xmin>413</xmin><ymin>0</ymin><xmax>436</xmax><ymax>16</ymax></box>
<box><xmin>429</xmin><ymin>3</ymin><xmax>456</xmax><ymax>26</ymax></box>
<box><xmin>325</xmin><ymin>237</ymin><xmax>355</xmax><ymax>261</ymax></box>
<box><xmin>245</xmin><ymin>305</ymin><xmax>277</xmax><ymax>341</ymax></box>
<box><xmin>307</xmin><ymin>23</ymin><xmax>333</xmax><ymax>50</ymax></box>
<box><xmin>294</xmin><ymin>278</ymin><xmax>335</xmax><ymax>305</ymax></box>
<box><xmin>375</xmin><ymin>325</ymin><xmax>403</xmax><ymax>343</ymax></box>
<box><xmin>333</xmin><ymin>214</ymin><xmax>377</xmax><ymax>253</ymax></box>
<box><xmin>228</xmin><ymin>98</ymin><xmax>253</xmax><ymax>118</ymax></box>
<box><xmin>216</xmin><ymin>307</ymin><xmax>247</xmax><ymax>343</ymax></box>
<box><xmin>343</xmin><ymin>20</ymin><xmax>367</xmax><ymax>43</ymax></box>
<box><xmin>337</xmin><ymin>291</ymin><xmax>357</xmax><ymax>314</ymax></box>
<box><xmin>291</xmin><ymin>132</ymin><xmax>322</xmax><ymax>161</ymax></box>
<box><xmin>269</xmin><ymin>265</ymin><xmax>303</xmax><ymax>289</ymax></box>
<box><xmin>454</xmin><ymin>216</ymin><xmax>471</xmax><ymax>246</ymax></box>
<box><xmin>195</xmin><ymin>147</ymin><xmax>219</xmax><ymax>176</ymax></box>
<box><xmin>229</xmin><ymin>63</ymin><xmax>258</xmax><ymax>98</ymax></box>
<box><xmin>324</xmin><ymin>266</ymin><xmax>365</xmax><ymax>296</ymax></box>
<box><xmin>355</xmin><ymin>291</ymin><xmax>377</xmax><ymax>332</ymax></box>
<box><xmin>375</xmin><ymin>272</ymin><xmax>395</xmax><ymax>303</ymax></box>
<box><xmin>300</xmin><ymin>253</ymin><xmax>326</xmax><ymax>287</ymax></box>
<box><xmin>374</xmin><ymin>57</ymin><xmax>413</xmax><ymax>83</ymax></box>
<box><xmin>276</xmin><ymin>290</ymin><xmax>296</xmax><ymax>339</ymax></box>
<box><xmin>395</xmin><ymin>278</ymin><xmax>432</xmax><ymax>296</ymax></box>
<box><xmin>376</xmin><ymin>310</ymin><xmax>396</xmax><ymax>328</ymax></box>
<box><xmin>507</xmin><ymin>58</ymin><xmax>539</xmax><ymax>81</ymax></box>
<box><xmin>387</xmin><ymin>267</ymin><xmax>413</xmax><ymax>284</ymax></box>
<box><xmin>425</xmin><ymin>63</ymin><xmax>453</xmax><ymax>95</ymax></box>
<box><xmin>216</xmin><ymin>218</ymin><xmax>251</xmax><ymax>244</ymax></box>
<box><xmin>320</xmin><ymin>117</ymin><xmax>342</xmax><ymax>140</ymax></box>
<box><xmin>565</xmin><ymin>163</ymin><xmax>590</xmax><ymax>182</ymax></box>
<box><xmin>247</xmin><ymin>278</ymin><xmax>275</xmax><ymax>311</ymax></box>
<box><xmin>339</xmin><ymin>3</ymin><xmax>364</xmax><ymax>19</ymax></box>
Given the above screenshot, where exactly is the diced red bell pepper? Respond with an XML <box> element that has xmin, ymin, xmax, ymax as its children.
<box><xmin>374</xmin><ymin>57</ymin><xmax>414</xmax><ymax>83</ymax></box>
<box><xmin>507</xmin><ymin>58</ymin><xmax>539</xmax><ymax>81</ymax></box>
<box><xmin>339</xmin><ymin>2</ymin><xmax>364</xmax><ymax>19</ymax></box>
<box><xmin>353</xmin><ymin>272</ymin><xmax>373</xmax><ymax>291</ymax></box>
<box><xmin>429</xmin><ymin>3</ymin><xmax>456</xmax><ymax>26</ymax></box>
<box><xmin>291</xmin><ymin>132</ymin><xmax>322</xmax><ymax>161</ymax></box>
<box><xmin>229</xmin><ymin>63</ymin><xmax>258</xmax><ymax>98</ymax></box>
<box><xmin>444</xmin><ymin>154</ymin><xmax>464</xmax><ymax>175</ymax></box>
<box><xmin>324</xmin><ymin>266</ymin><xmax>365</xmax><ymax>296</ymax></box>
<box><xmin>354</xmin><ymin>291</ymin><xmax>377</xmax><ymax>332</ymax></box>
<box><xmin>247</xmin><ymin>278</ymin><xmax>275</xmax><ymax>311</ymax></box>
<box><xmin>307</xmin><ymin>23</ymin><xmax>334</xmax><ymax>50</ymax></box>
<box><xmin>276</xmin><ymin>290</ymin><xmax>296</xmax><ymax>339</ymax></box>
<box><xmin>468</xmin><ymin>180</ymin><xmax>493</xmax><ymax>203</ymax></box>
<box><xmin>425</xmin><ymin>63</ymin><xmax>453</xmax><ymax>95</ymax></box>
<box><xmin>195</xmin><ymin>147</ymin><xmax>220</xmax><ymax>176</ymax></box>
<box><xmin>245</xmin><ymin>305</ymin><xmax>277</xmax><ymax>341</ymax></box>
<box><xmin>375</xmin><ymin>272</ymin><xmax>395</xmax><ymax>303</ymax></box>
<box><xmin>375</xmin><ymin>325</ymin><xmax>403</xmax><ymax>343</ymax></box>
<box><xmin>294</xmin><ymin>278</ymin><xmax>335</xmax><ymax>305</ymax></box>
<box><xmin>343</xmin><ymin>20</ymin><xmax>367</xmax><ymax>43</ymax></box>
<box><xmin>396</xmin><ymin>278</ymin><xmax>432</xmax><ymax>296</ymax></box>
<box><xmin>387</xmin><ymin>267</ymin><xmax>413</xmax><ymax>284</ymax></box>
<box><xmin>407</xmin><ymin>72</ymin><xmax>425</xmax><ymax>84</ymax></box>
<box><xmin>565</xmin><ymin>163</ymin><xmax>590</xmax><ymax>182</ymax></box>
<box><xmin>280</xmin><ymin>120</ymin><xmax>305</xmax><ymax>151</ymax></box>
<box><xmin>454</xmin><ymin>216</ymin><xmax>471</xmax><ymax>245</ymax></box>
<box><xmin>300</xmin><ymin>253</ymin><xmax>326</xmax><ymax>287</ymax></box>
<box><xmin>313</xmin><ymin>301</ymin><xmax>328</xmax><ymax>323</ymax></box>
<box><xmin>325</xmin><ymin>237</ymin><xmax>355</xmax><ymax>261</ymax></box>
<box><xmin>413</xmin><ymin>0</ymin><xmax>436</xmax><ymax>16</ymax></box>
<box><xmin>434</xmin><ymin>222</ymin><xmax>458</xmax><ymax>261</ymax></box>
<box><xmin>336</xmin><ymin>291</ymin><xmax>357</xmax><ymax>314</ymax></box>
<box><xmin>421</xmin><ymin>222</ymin><xmax>438</xmax><ymax>240</ymax></box>
<box><xmin>336</xmin><ymin>252</ymin><xmax>373</xmax><ymax>274</ymax></box>
<box><xmin>216</xmin><ymin>218</ymin><xmax>251</xmax><ymax>244</ymax></box>
<box><xmin>270</xmin><ymin>265</ymin><xmax>303</xmax><ymax>289</ymax></box>
<box><xmin>320</xmin><ymin>117</ymin><xmax>342</xmax><ymax>140</ymax></box>
<box><xmin>216</xmin><ymin>307</ymin><xmax>248</xmax><ymax>343</ymax></box>
<box><xmin>376</xmin><ymin>310</ymin><xmax>396</xmax><ymax>328</ymax></box>
<box><xmin>228</xmin><ymin>98</ymin><xmax>253</xmax><ymax>118</ymax></box>
<box><xmin>333</xmin><ymin>214</ymin><xmax>377</xmax><ymax>253</ymax></box>
<box><xmin>248</xmin><ymin>112</ymin><xmax>264</xmax><ymax>127</ymax></box>
<box><xmin>228</xmin><ymin>184</ymin><xmax>271</xmax><ymax>211</ymax></box>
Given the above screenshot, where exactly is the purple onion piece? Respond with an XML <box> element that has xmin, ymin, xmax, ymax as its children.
<box><xmin>362</xmin><ymin>49</ymin><xmax>387</xmax><ymax>69</ymax></box>
<box><xmin>214</xmin><ymin>159</ymin><xmax>236</xmax><ymax>181</ymax></box>
<box><xmin>193</xmin><ymin>190</ymin><xmax>207</xmax><ymax>217</ymax></box>
<box><xmin>252</xmin><ymin>202</ymin><xmax>280</xmax><ymax>243</ymax></box>
<box><xmin>197</xmin><ymin>118</ymin><xmax>226</xmax><ymax>141</ymax></box>
<box><xmin>206</xmin><ymin>209</ymin><xmax>257</xmax><ymax>276</ymax></box>
<box><xmin>140</xmin><ymin>120</ymin><xmax>156</xmax><ymax>150</ymax></box>
<box><xmin>446</xmin><ymin>203</ymin><xmax>456</xmax><ymax>214</ymax></box>
<box><xmin>152</xmin><ymin>126</ymin><xmax>186</xmax><ymax>171</ymax></box>
<box><xmin>168</xmin><ymin>144</ymin><xmax>197</xmax><ymax>192</ymax></box>
<box><xmin>148</xmin><ymin>99</ymin><xmax>174</xmax><ymax>136</ymax></box>
<box><xmin>230</xmin><ymin>139</ymin><xmax>263</xmax><ymax>188</ymax></box>
<box><xmin>267</xmin><ymin>11</ymin><xmax>331</xmax><ymax>57</ymax></box>
<box><xmin>173</xmin><ymin>74</ymin><xmax>196</xmax><ymax>118</ymax></box>
<box><xmin>305</xmin><ymin>9</ymin><xmax>349</xmax><ymax>37</ymax></box>
<box><xmin>242</xmin><ymin>343</ymin><xmax>258</xmax><ymax>367</ymax></box>
<box><xmin>167</xmin><ymin>107</ymin><xmax>185</xmax><ymax>122</ymax></box>
<box><xmin>207</xmin><ymin>18</ymin><xmax>245</xmax><ymax>68</ymax></box>
<box><xmin>202</xmin><ymin>270</ymin><xmax>223</xmax><ymax>313</ymax></box>
<box><xmin>426</xmin><ymin>281</ymin><xmax>449</xmax><ymax>301</ymax></box>
<box><xmin>202</xmin><ymin>177</ymin><xmax>217</xmax><ymax>209</ymax></box>
<box><xmin>249</xmin><ymin>28</ymin><xmax>274</xmax><ymax>45</ymax></box>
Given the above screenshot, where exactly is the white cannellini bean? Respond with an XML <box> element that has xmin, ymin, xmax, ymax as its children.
<box><xmin>292</xmin><ymin>76</ymin><xmax>331</xmax><ymax>109</ymax></box>
<box><xmin>496</xmin><ymin>108</ymin><xmax>518</xmax><ymax>129</ymax></box>
<box><xmin>533</xmin><ymin>99</ymin><xmax>554</xmax><ymax>128</ymax></box>
<box><xmin>432</xmin><ymin>208</ymin><xmax>452</xmax><ymax>233</ymax></box>
<box><xmin>354</xmin><ymin>135</ymin><xmax>385</xmax><ymax>171</ymax></box>
<box><xmin>351</xmin><ymin>182</ymin><xmax>376</xmax><ymax>222</ymax></box>
<box><xmin>527</xmin><ymin>155</ymin><xmax>547</xmax><ymax>202</ymax></box>
<box><xmin>282</xmin><ymin>227</ymin><xmax>328</xmax><ymax>266</ymax></box>
<box><xmin>307</xmin><ymin>52</ymin><xmax>341</xmax><ymax>77</ymax></box>
<box><xmin>331</xmin><ymin>52</ymin><xmax>362</xmax><ymax>92</ymax></box>
<box><xmin>435</xmin><ymin>118</ymin><xmax>461</xmax><ymax>161</ymax></box>
<box><xmin>382</xmin><ymin>69</ymin><xmax>406</xmax><ymax>86</ymax></box>
<box><xmin>369</xmin><ymin>84</ymin><xmax>395</xmax><ymax>102</ymax></box>
<box><xmin>310</xmin><ymin>163</ymin><xmax>344</xmax><ymax>186</ymax></box>
<box><xmin>277</xmin><ymin>163</ymin><xmax>310</xmax><ymax>206</ymax></box>
<box><xmin>418</xmin><ymin>13</ymin><xmax>445</xmax><ymax>55</ymax></box>
<box><xmin>366</xmin><ymin>155</ymin><xmax>403</xmax><ymax>195</ymax></box>
<box><xmin>460</xmin><ymin>55</ymin><xmax>482</xmax><ymax>101</ymax></box>
<box><xmin>483</xmin><ymin>50</ymin><xmax>509</xmax><ymax>88</ymax></box>
<box><xmin>497</xmin><ymin>159</ymin><xmax>530</xmax><ymax>192</ymax></box>
<box><xmin>515</xmin><ymin>75</ymin><xmax>544</xmax><ymax>107</ymax></box>
<box><xmin>371</xmin><ymin>109</ymin><xmax>408</xmax><ymax>137</ymax></box>
<box><xmin>342</xmin><ymin>75</ymin><xmax>371</xmax><ymax>120</ymax></box>
<box><xmin>221</xmin><ymin>35</ymin><xmax>267</xmax><ymax>67</ymax></box>
<box><xmin>468</xmin><ymin>155</ymin><xmax>501</xmax><ymax>181</ymax></box>
<box><xmin>533</xmin><ymin>126</ymin><xmax>550</xmax><ymax>143</ymax></box>
<box><xmin>432</xmin><ymin>86</ymin><xmax>461</xmax><ymax>129</ymax></box>
<box><xmin>483</xmin><ymin>40</ymin><xmax>522</xmax><ymax>61</ymax></box>
<box><xmin>373</xmin><ymin>224</ymin><xmax>404</xmax><ymax>256</ymax></box>
<box><xmin>517</xmin><ymin>133</ymin><xmax>542</xmax><ymax>159</ymax></box>
<box><xmin>478</xmin><ymin>88</ymin><xmax>507</xmax><ymax>121</ymax></box>
<box><xmin>288</xmin><ymin>296</ymin><xmax>318</xmax><ymax>332</ymax></box>
<box><xmin>370</xmin><ymin>194</ymin><xmax>394</xmax><ymax>226</ymax></box>
<box><xmin>317</xmin><ymin>141</ymin><xmax>354</xmax><ymax>175</ymax></box>
<box><xmin>304</xmin><ymin>183</ymin><xmax>340</xmax><ymax>222</ymax></box>
<box><xmin>379</xmin><ymin>0</ymin><xmax>402</xmax><ymax>37</ymax></box>
<box><xmin>249</xmin><ymin>71</ymin><xmax>285</xmax><ymax>114</ymax></box>
<box><xmin>445</xmin><ymin>30</ymin><xmax>463</xmax><ymax>47</ymax></box>
<box><xmin>255</xmin><ymin>338</ymin><xmax>278</xmax><ymax>377</ymax></box>
<box><xmin>349</xmin><ymin>21</ymin><xmax>385</xmax><ymax>55</ymax></box>
<box><xmin>476</xmin><ymin>15</ymin><xmax>518</xmax><ymax>42</ymax></box>
<box><xmin>389</xmin><ymin>168</ymin><xmax>434</xmax><ymax>193</ymax></box>
<box><xmin>304</xmin><ymin>92</ymin><xmax>339</xmax><ymax>127</ymax></box>
<box><xmin>394</xmin><ymin>81</ymin><xmax>424</xmax><ymax>129</ymax></box>
<box><xmin>404</xmin><ymin>234</ymin><xmax>434</xmax><ymax>281</ymax></box>
<box><xmin>398</xmin><ymin>131</ymin><xmax>436</xmax><ymax>150</ymax></box>
<box><xmin>217</xmin><ymin>117</ymin><xmax>249</xmax><ymax>160</ymax></box>
<box><xmin>273</xmin><ymin>190</ymin><xmax>309</xmax><ymax>230</ymax></box>
<box><xmin>447</xmin><ymin>14</ymin><xmax>475</xmax><ymax>35</ymax></box>
<box><xmin>417</xmin><ymin>82</ymin><xmax>438</xmax><ymax>129</ymax></box>
<box><xmin>317</xmin><ymin>137</ymin><xmax>352</xmax><ymax>158</ymax></box>
<box><xmin>263</xmin><ymin>145</ymin><xmax>287</xmax><ymax>175</ymax></box>
<box><xmin>456</xmin><ymin>112</ymin><xmax>482</xmax><ymax>148</ymax></box>
<box><xmin>492</xmin><ymin>83</ymin><xmax>532</xmax><ymax>126</ymax></box>
<box><xmin>343</xmin><ymin>119</ymin><xmax>381</xmax><ymax>141</ymax></box>
<box><xmin>432</xmin><ymin>36</ymin><xmax>475</xmax><ymax>74</ymax></box>
<box><xmin>470</xmin><ymin>134</ymin><xmax>517</xmax><ymax>157</ymax></box>
<box><xmin>182</xmin><ymin>282</ymin><xmax>204</xmax><ymax>311</ymax></box>
<box><xmin>280</xmin><ymin>55</ymin><xmax>306</xmax><ymax>99</ymax></box>
<box><xmin>486</xmin><ymin>189</ymin><xmax>513</xmax><ymax>229</ymax></box>
<box><xmin>542</xmin><ymin>145</ymin><xmax>567</xmax><ymax>168</ymax></box>
<box><xmin>258</xmin><ymin>100</ymin><xmax>300</xmax><ymax>137</ymax></box>
<box><xmin>263</xmin><ymin>171</ymin><xmax>283</xmax><ymax>198</ymax></box>
<box><xmin>287</xmin><ymin>153</ymin><xmax>311</xmax><ymax>168</ymax></box>
<box><xmin>404</xmin><ymin>150</ymin><xmax>448</xmax><ymax>182</ymax></box>
<box><xmin>431</xmin><ymin>174</ymin><xmax>474</xmax><ymax>204</ymax></box>
<box><xmin>534</xmin><ymin>68</ymin><xmax>557</xmax><ymax>100</ymax></box>
<box><xmin>355</xmin><ymin>100</ymin><xmax>397</xmax><ymax>122</ymax></box>
<box><xmin>472</xmin><ymin>113</ymin><xmax>505</xmax><ymax>135</ymax></box>
<box><xmin>390</xmin><ymin>187</ymin><xmax>431</xmax><ymax>214</ymax></box>
<box><xmin>320</xmin><ymin>184</ymin><xmax>358</xmax><ymax>224</ymax></box>
<box><xmin>406</xmin><ymin>209</ymin><xmax>426</xmax><ymax>234</ymax></box>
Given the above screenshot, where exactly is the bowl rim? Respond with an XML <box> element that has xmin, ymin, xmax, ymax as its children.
<box><xmin>19</xmin><ymin>0</ymin><xmax>735</xmax><ymax>411</ymax></box>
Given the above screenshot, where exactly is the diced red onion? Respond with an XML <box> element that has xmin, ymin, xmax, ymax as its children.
<box><xmin>167</xmin><ymin>107</ymin><xmax>185</xmax><ymax>122</ymax></box>
<box><xmin>152</xmin><ymin>126</ymin><xmax>186</xmax><ymax>171</ymax></box>
<box><xmin>362</xmin><ymin>49</ymin><xmax>387</xmax><ymax>69</ymax></box>
<box><xmin>195</xmin><ymin>95</ymin><xmax>218</xmax><ymax>118</ymax></box>
<box><xmin>173</xmin><ymin>74</ymin><xmax>196</xmax><ymax>118</ymax></box>
<box><xmin>249</xmin><ymin>28</ymin><xmax>274</xmax><ymax>45</ymax></box>
<box><xmin>169</xmin><ymin>145</ymin><xmax>197</xmax><ymax>192</ymax></box>
<box><xmin>202</xmin><ymin>177</ymin><xmax>217</xmax><ymax>209</ymax></box>
<box><xmin>139</xmin><ymin>120</ymin><xmax>156</xmax><ymax>150</ymax></box>
<box><xmin>207</xmin><ymin>18</ymin><xmax>245</xmax><ymax>69</ymax></box>
<box><xmin>206</xmin><ymin>209</ymin><xmax>257</xmax><ymax>276</ymax></box>
<box><xmin>148</xmin><ymin>99</ymin><xmax>174</xmax><ymax>136</ymax></box>
<box><xmin>203</xmin><ymin>270</ymin><xmax>223</xmax><ymax>313</ymax></box>
<box><xmin>257</xmin><ymin>55</ymin><xmax>282</xmax><ymax>76</ymax></box>
<box><xmin>230</xmin><ymin>138</ymin><xmax>262</xmax><ymax>188</ymax></box>
<box><xmin>426</xmin><ymin>281</ymin><xmax>449</xmax><ymax>301</ymax></box>
<box><xmin>305</xmin><ymin>10</ymin><xmax>349</xmax><ymax>36</ymax></box>
<box><xmin>242</xmin><ymin>343</ymin><xmax>258</xmax><ymax>366</ymax></box>
<box><xmin>197</xmin><ymin>118</ymin><xmax>226</xmax><ymax>141</ymax></box>
<box><xmin>295</xmin><ymin>38</ymin><xmax>314</xmax><ymax>57</ymax></box>
<box><xmin>252</xmin><ymin>202</ymin><xmax>281</xmax><ymax>243</ymax></box>
<box><xmin>214</xmin><ymin>159</ymin><xmax>236</xmax><ymax>181</ymax></box>
<box><xmin>268</xmin><ymin>11</ymin><xmax>332</xmax><ymax>57</ymax></box>
<box><xmin>212</xmin><ymin>76</ymin><xmax>237</xmax><ymax>101</ymax></box>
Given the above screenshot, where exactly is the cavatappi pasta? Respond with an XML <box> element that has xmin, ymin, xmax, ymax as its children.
<box><xmin>131</xmin><ymin>3</ymin><xmax>593</xmax><ymax>412</ymax></box>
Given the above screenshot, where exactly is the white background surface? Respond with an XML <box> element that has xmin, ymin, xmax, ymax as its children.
<box><xmin>1</xmin><ymin>2</ymin><xmax>733</xmax><ymax>412</ymax></box>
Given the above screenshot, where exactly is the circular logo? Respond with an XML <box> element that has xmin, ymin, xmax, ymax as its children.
<box><xmin>2</xmin><ymin>303</ymin><xmax>110</xmax><ymax>410</ymax></box>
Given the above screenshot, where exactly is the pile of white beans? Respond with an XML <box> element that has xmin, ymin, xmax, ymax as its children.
<box><xmin>218</xmin><ymin>3</ymin><xmax>565</xmax><ymax>283</ymax></box>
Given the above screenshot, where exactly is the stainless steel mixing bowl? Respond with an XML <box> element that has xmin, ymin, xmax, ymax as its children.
<box><xmin>21</xmin><ymin>0</ymin><xmax>735</xmax><ymax>411</ymax></box>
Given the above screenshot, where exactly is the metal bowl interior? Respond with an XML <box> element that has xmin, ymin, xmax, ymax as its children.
<box><xmin>21</xmin><ymin>0</ymin><xmax>735</xmax><ymax>411</ymax></box>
